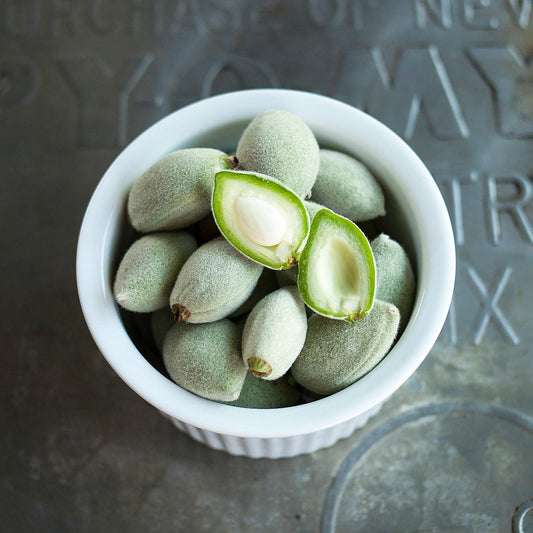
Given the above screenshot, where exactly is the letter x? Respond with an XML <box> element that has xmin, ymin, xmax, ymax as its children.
<box><xmin>465</xmin><ymin>265</ymin><xmax>519</xmax><ymax>345</ymax></box>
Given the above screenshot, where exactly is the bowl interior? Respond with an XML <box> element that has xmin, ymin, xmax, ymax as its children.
<box><xmin>77</xmin><ymin>89</ymin><xmax>454</xmax><ymax>438</ymax></box>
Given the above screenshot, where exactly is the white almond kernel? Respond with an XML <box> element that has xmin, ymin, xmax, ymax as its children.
<box><xmin>234</xmin><ymin>195</ymin><xmax>287</xmax><ymax>247</ymax></box>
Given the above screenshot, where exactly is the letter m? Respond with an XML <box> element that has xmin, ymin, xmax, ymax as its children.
<box><xmin>334</xmin><ymin>46</ymin><xmax>469</xmax><ymax>139</ymax></box>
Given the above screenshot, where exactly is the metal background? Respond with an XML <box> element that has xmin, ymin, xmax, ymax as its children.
<box><xmin>1</xmin><ymin>1</ymin><xmax>532</xmax><ymax>532</ymax></box>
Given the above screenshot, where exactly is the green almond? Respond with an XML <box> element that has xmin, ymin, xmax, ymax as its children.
<box><xmin>212</xmin><ymin>170</ymin><xmax>310</xmax><ymax>270</ymax></box>
<box><xmin>297</xmin><ymin>209</ymin><xmax>376</xmax><ymax>322</ymax></box>
<box><xmin>371</xmin><ymin>233</ymin><xmax>415</xmax><ymax>331</ymax></box>
<box><xmin>162</xmin><ymin>319</ymin><xmax>246</xmax><ymax>402</ymax></box>
<box><xmin>312</xmin><ymin>149</ymin><xmax>386</xmax><ymax>222</ymax></box>
<box><xmin>222</xmin><ymin>373</ymin><xmax>301</xmax><ymax>409</ymax></box>
<box><xmin>242</xmin><ymin>286</ymin><xmax>308</xmax><ymax>381</ymax></box>
<box><xmin>291</xmin><ymin>300</ymin><xmax>400</xmax><ymax>396</ymax></box>
<box><xmin>236</xmin><ymin>109</ymin><xmax>320</xmax><ymax>198</ymax></box>
<box><xmin>127</xmin><ymin>148</ymin><xmax>233</xmax><ymax>232</ymax></box>
<box><xmin>169</xmin><ymin>237</ymin><xmax>263</xmax><ymax>324</ymax></box>
<box><xmin>113</xmin><ymin>231</ymin><xmax>197</xmax><ymax>313</ymax></box>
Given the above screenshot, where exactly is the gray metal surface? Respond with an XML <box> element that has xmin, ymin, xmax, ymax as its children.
<box><xmin>1</xmin><ymin>1</ymin><xmax>532</xmax><ymax>531</ymax></box>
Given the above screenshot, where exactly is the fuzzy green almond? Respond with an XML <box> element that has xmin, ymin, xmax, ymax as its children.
<box><xmin>222</xmin><ymin>373</ymin><xmax>301</xmax><ymax>409</ymax></box>
<box><xmin>128</xmin><ymin>148</ymin><xmax>235</xmax><ymax>233</ymax></box>
<box><xmin>236</xmin><ymin>109</ymin><xmax>320</xmax><ymax>198</ymax></box>
<box><xmin>291</xmin><ymin>300</ymin><xmax>400</xmax><ymax>396</ymax></box>
<box><xmin>212</xmin><ymin>170</ymin><xmax>310</xmax><ymax>270</ymax></box>
<box><xmin>113</xmin><ymin>231</ymin><xmax>197</xmax><ymax>313</ymax></box>
<box><xmin>169</xmin><ymin>237</ymin><xmax>263</xmax><ymax>324</ymax></box>
<box><xmin>162</xmin><ymin>319</ymin><xmax>246</xmax><ymax>402</ymax></box>
<box><xmin>311</xmin><ymin>149</ymin><xmax>386</xmax><ymax>222</ymax></box>
<box><xmin>371</xmin><ymin>233</ymin><xmax>415</xmax><ymax>331</ymax></box>
<box><xmin>297</xmin><ymin>208</ymin><xmax>376</xmax><ymax>322</ymax></box>
<box><xmin>242</xmin><ymin>286</ymin><xmax>308</xmax><ymax>381</ymax></box>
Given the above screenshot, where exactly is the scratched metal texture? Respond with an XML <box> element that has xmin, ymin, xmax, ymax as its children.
<box><xmin>1</xmin><ymin>1</ymin><xmax>532</xmax><ymax>532</ymax></box>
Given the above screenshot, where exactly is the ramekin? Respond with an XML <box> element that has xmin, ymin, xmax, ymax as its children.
<box><xmin>76</xmin><ymin>89</ymin><xmax>455</xmax><ymax>458</ymax></box>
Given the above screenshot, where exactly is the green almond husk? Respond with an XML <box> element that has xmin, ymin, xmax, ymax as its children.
<box><xmin>212</xmin><ymin>170</ymin><xmax>310</xmax><ymax>270</ymax></box>
<box><xmin>297</xmin><ymin>209</ymin><xmax>376</xmax><ymax>322</ymax></box>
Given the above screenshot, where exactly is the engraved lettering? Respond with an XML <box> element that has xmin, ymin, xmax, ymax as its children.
<box><xmin>203</xmin><ymin>0</ymin><xmax>241</xmax><ymax>31</ymax></box>
<box><xmin>128</xmin><ymin>0</ymin><xmax>144</xmax><ymax>33</ymax></box>
<box><xmin>506</xmin><ymin>0</ymin><xmax>532</xmax><ymax>28</ymax></box>
<box><xmin>308</xmin><ymin>0</ymin><xmax>345</xmax><ymax>27</ymax></box>
<box><xmin>170</xmin><ymin>0</ymin><xmax>207</xmax><ymax>34</ymax></box>
<box><xmin>201</xmin><ymin>55</ymin><xmax>279</xmax><ymax>98</ymax></box>
<box><xmin>129</xmin><ymin>0</ymin><xmax>165</xmax><ymax>34</ymax></box>
<box><xmin>50</xmin><ymin>0</ymin><xmax>80</xmax><ymax>35</ymax></box>
<box><xmin>154</xmin><ymin>0</ymin><xmax>165</xmax><ymax>34</ymax></box>
<box><xmin>306</xmin><ymin>0</ymin><xmax>374</xmax><ymax>29</ymax></box>
<box><xmin>437</xmin><ymin>172</ymin><xmax>478</xmax><ymax>245</ymax></box>
<box><xmin>88</xmin><ymin>0</ymin><xmax>119</xmax><ymax>34</ymax></box>
<box><xmin>414</xmin><ymin>0</ymin><xmax>452</xmax><ymax>29</ymax></box>
<box><xmin>469</xmin><ymin>46</ymin><xmax>533</xmax><ymax>137</ymax></box>
<box><xmin>465</xmin><ymin>264</ymin><xmax>519</xmax><ymax>345</ymax></box>
<box><xmin>351</xmin><ymin>0</ymin><xmax>367</xmax><ymax>30</ymax></box>
<box><xmin>486</xmin><ymin>174</ymin><xmax>533</xmax><ymax>245</ymax></box>
<box><xmin>4</xmin><ymin>0</ymin><xmax>40</xmax><ymax>36</ymax></box>
<box><xmin>463</xmin><ymin>0</ymin><xmax>500</xmax><ymax>29</ymax></box>
<box><xmin>335</xmin><ymin>46</ymin><xmax>469</xmax><ymax>139</ymax></box>
<box><xmin>0</xmin><ymin>61</ymin><xmax>38</xmax><ymax>107</ymax></box>
<box><xmin>56</xmin><ymin>55</ymin><xmax>153</xmax><ymax>147</ymax></box>
<box><xmin>250</xmin><ymin>0</ymin><xmax>283</xmax><ymax>32</ymax></box>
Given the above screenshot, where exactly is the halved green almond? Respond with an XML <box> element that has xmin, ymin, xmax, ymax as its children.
<box><xmin>297</xmin><ymin>209</ymin><xmax>376</xmax><ymax>322</ymax></box>
<box><xmin>212</xmin><ymin>170</ymin><xmax>310</xmax><ymax>270</ymax></box>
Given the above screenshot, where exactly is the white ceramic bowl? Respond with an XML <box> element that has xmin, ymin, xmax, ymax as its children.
<box><xmin>77</xmin><ymin>89</ymin><xmax>455</xmax><ymax>459</ymax></box>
